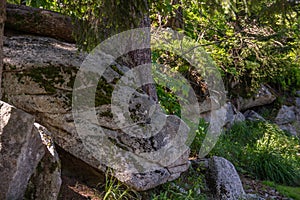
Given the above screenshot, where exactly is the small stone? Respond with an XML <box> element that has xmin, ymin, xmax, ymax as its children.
<box><xmin>244</xmin><ymin>110</ymin><xmax>266</xmax><ymax>121</ymax></box>
<box><xmin>25</xmin><ymin>123</ymin><xmax>61</xmax><ymax>200</ymax></box>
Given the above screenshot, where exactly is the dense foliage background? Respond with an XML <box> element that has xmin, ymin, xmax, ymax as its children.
<box><xmin>8</xmin><ymin>0</ymin><xmax>300</xmax><ymax>98</ymax></box>
<box><xmin>150</xmin><ymin>0</ymin><xmax>300</xmax><ymax>97</ymax></box>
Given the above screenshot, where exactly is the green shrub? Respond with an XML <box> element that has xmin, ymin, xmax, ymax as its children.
<box><xmin>211</xmin><ymin>121</ymin><xmax>300</xmax><ymax>186</ymax></box>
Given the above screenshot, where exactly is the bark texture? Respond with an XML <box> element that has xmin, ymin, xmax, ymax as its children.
<box><xmin>165</xmin><ymin>0</ymin><xmax>184</xmax><ymax>30</ymax></box>
<box><xmin>116</xmin><ymin>1</ymin><xmax>158</xmax><ymax>102</ymax></box>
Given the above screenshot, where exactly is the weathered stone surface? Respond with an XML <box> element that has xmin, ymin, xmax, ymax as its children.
<box><xmin>296</xmin><ymin>97</ymin><xmax>300</xmax><ymax>108</ymax></box>
<box><xmin>244</xmin><ymin>110</ymin><xmax>266</xmax><ymax>122</ymax></box>
<box><xmin>225</xmin><ymin>102</ymin><xmax>245</xmax><ymax>128</ymax></box>
<box><xmin>167</xmin><ymin>150</ymin><xmax>190</xmax><ymax>182</ymax></box>
<box><xmin>274</xmin><ymin>105</ymin><xmax>300</xmax><ymax>136</ymax></box>
<box><xmin>278</xmin><ymin>124</ymin><xmax>298</xmax><ymax>136</ymax></box>
<box><xmin>0</xmin><ymin>101</ymin><xmax>44</xmax><ymax>200</ymax></box>
<box><xmin>207</xmin><ymin>156</ymin><xmax>245</xmax><ymax>200</ymax></box>
<box><xmin>199</xmin><ymin>95</ymin><xmax>222</xmax><ymax>113</ymax></box>
<box><xmin>0</xmin><ymin>101</ymin><xmax>62</xmax><ymax>199</ymax></box>
<box><xmin>245</xmin><ymin>194</ymin><xmax>266</xmax><ymax>200</ymax></box>
<box><xmin>3</xmin><ymin>35</ymin><xmax>191</xmax><ymax>191</ymax></box>
<box><xmin>79</xmin><ymin>112</ymin><xmax>191</xmax><ymax>191</ymax></box>
<box><xmin>25</xmin><ymin>123</ymin><xmax>61</xmax><ymax>200</ymax></box>
<box><xmin>200</xmin><ymin>102</ymin><xmax>244</xmax><ymax>129</ymax></box>
<box><xmin>275</xmin><ymin>105</ymin><xmax>296</xmax><ymax>125</ymax></box>
<box><xmin>237</xmin><ymin>85</ymin><xmax>276</xmax><ymax>111</ymax></box>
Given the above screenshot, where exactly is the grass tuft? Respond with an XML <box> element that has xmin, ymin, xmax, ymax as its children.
<box><xmin>210</xmin><ymin>120</ymin><xmax>300</xmax><ymax>186</ymax></box>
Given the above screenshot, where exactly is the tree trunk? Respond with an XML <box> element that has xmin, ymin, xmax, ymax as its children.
<box><xmin>128</xmin><ymin>15</ymin><xmax>158</xmax><ymax>102</ymax></box>
<box><xmin>0</xmin><ymin>0</ymin><xmax>6</xmax><ymax>100</ymax></box>
<box><xmin>5</xmin><ymin>3</ymin><xmax>74</xmax><ymax>42</ymax></box>
<box><xmin>165</xmin><ymin>0</ymin><xmax>184</xmax><ymax>30</ymax></box>
<box><xmin>116</xmin><ymin>1</ymin><xmax>158</xmax><ymax>102</ymax></box>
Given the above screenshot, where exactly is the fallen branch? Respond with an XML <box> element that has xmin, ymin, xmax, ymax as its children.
<box><xmin>5</xmin><ymin>3</ymin><xmax>75</xmax><ymax>43</ymax></box>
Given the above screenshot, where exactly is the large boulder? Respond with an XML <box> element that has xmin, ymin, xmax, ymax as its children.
<box><xmin>207</xmin><ymin>156</ymin><xmax>246</xmax><ymax>200</ymax></box>
<box><xmin>0</xmin><ymin>101</ymin><xmax>43</xmax><ymax>199</ymax></box>
<box><xmin>3</xmin><ymin>35</ymin><xmax>191</xmax><ymax>191</ymax></box>
<box><xmin>0</xmin><ymin>101</ymin><xmax>61</xmax><ymax>200</ymax></box>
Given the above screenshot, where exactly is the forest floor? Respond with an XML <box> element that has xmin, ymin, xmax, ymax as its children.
<box><xmin>240</xmin><ymin>175</ymin><xmax>293</xmax><ymax>200</ymax></box>
<box><xmin>57</xmin><ymin>170</ymin><xmax>295</xmax><ymax>200</ymax></box>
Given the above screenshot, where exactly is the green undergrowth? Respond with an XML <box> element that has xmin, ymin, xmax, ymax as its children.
<box><xmin>210</xmin><ymin>120</ymin><xmax>300</xmax><ymax>186</ymax></box>
<box><xmin>189</xmin><ymin>118</ymin><xmax>209</xmax><ymax>157</ymax></box>
<box><xmin>263</xmin><ymin>181</ymin><xmax>300</xmax><ymax>200</ymax></box>
<box><xmin>98</xmin><ymin>165</ymin><xmax>208</xmax><ymax>200</ymax></box>
<box><xmin>98</xmin><ymin>170</ymin><xmax>141</xmax><ymax>200</ymax></box>
<box><xmin>97</xmin><ymin>115</ymin><xmax>300</xmax><ymax>199</ymax></box>
<box><xmin>149</xmin><ymin>164</ymin><xmax>208</xmax><ymax>200</ymax></box>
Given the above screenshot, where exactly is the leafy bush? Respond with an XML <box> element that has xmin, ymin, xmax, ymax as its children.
<box><xmin>151</xmin><ymin>0</ymin><xmax>300</xmax><ymax>97</ymax></box>
<box><xmin>211</xmin><ymin>121</ymin><xmax>300</xmax><ymax>186</ymax></box>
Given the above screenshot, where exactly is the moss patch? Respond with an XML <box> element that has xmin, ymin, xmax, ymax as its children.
<box><xmin>16</xmin><ymin>66</ymin><xmax>76</xmax><ymax>94</ymax></box>
<box><xmin>95</xmin><ymin>77</ymin><xmax>114</xmax><ymax>107</ymax></box>
<box><xmin>99</xmin><ymin>110</ymin><xmax>113</xmax><ymax>118</ymax></box>
<box><xmin>14</xmin><ymin>66</ymin><xmax>117</xmax><ymax>108</ymax></box>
